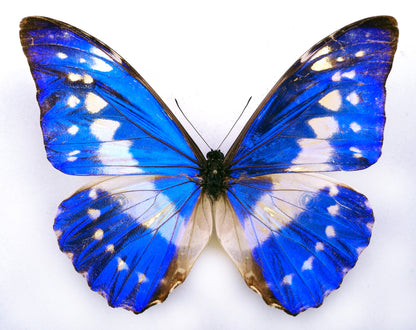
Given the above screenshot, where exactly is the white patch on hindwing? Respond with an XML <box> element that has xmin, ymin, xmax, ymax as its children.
<box><xmin>327</xmin><ymin>204</ymin><xmax>340</xmax><ymax>215</ymax></box>
<box><xmin>89</xmin><ymin>189</ymin><xmax>98</xmax><ymax>200</ymax></box>
<box><xmin>329</xmin><ymin>184</ymin><xmax>339</xmax><ymax>196</ymax></box>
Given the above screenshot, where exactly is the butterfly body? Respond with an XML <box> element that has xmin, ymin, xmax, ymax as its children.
<box><xmin>199</xmin><ymin>150</ymin><xmax>229</xmax><ymax>200</ymax></box>
<box><xmin>20</xmin><ymin>16</ymin><xmax>398</xmax><ymax>315</ymax></box>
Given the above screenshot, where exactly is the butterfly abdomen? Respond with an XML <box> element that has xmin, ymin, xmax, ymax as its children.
<box><xmin>200</xmin><ymin>150</ymin><xmax>230</xmax><ymax>200</ymax></box>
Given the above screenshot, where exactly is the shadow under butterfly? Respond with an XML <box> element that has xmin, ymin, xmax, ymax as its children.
<box><xmin>20</xmin><ymin>16</ymin><xmax>398</xmax><ymax>315</ymax></box>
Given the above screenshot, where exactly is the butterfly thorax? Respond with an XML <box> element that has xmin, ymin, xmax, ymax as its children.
<box><xmin>199</xmin><ymin>150</ymin><xmax>230</xmax><ymax>201</ymax></box>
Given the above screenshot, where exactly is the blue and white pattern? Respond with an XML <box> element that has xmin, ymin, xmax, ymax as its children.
<box><xmin>20</xmin><ymin>16</ymin><xmax>398</xmax><ymax>315</ymax></box>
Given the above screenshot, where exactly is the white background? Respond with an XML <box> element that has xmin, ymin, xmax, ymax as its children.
<box><xmin>1</xmin><ymin>1</ymin><xmax>415</xmax><ymax>329</ymax></box>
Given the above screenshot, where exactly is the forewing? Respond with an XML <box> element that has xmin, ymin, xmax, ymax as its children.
<box><xmin>20</xmin><ymin>16</ymin><xmax>203</xmax><ymax>176</ymax></box>
<box><xmin>226</xmin><ymin>16</ymin><xmax>398</xmax><ymax>177</ymax></box>
<box><xmin>215</xmin><ymin>173</ymin><xmax>373</xmax><ymax>315</ymax></box>
<box><xmin>54</xmin><ymin>175</ymin><xmax>212</xmax><ymax>313</ymax></box>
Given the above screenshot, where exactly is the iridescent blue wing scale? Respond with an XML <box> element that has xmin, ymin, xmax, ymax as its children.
<box><xmin>225</xmin><ymin>16</ymin><xmax>398</xmax><ymax>177</ymax></box>
<box><xmin>20</xmin><ymin>16</ymin><xmax>204</xmax><ymax>176</ymax></box>
<box><xmin>216</xmin><ymin>16</ymin><xmax>398</xmax><ymax>315</ymax></box>
<box><xmin>216</xmin><ymin>174</ymin><xmax>373</xmax><ymax>315</ymax></box>
<box><xmin>55</xmin><ymin>175</ymin><xmax>211</xmax><ymax>313</ymax></box>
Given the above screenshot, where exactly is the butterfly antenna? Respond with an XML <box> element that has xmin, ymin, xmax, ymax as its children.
<box><xmin>217</xmin><ymin>96</ymin><xmax>252</xmax><ymax>150</ymax></box>
<box><xmin>175</xmin><ymin>99</ymin><xmax>212</xmax><ymax>150</ymax></box>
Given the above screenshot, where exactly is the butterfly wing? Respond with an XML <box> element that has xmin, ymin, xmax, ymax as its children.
<box><xmin>217</xmin><ymin>16</ymin><xmax>398</xmax><ymax>314</ymax></box>
<box><xmin>20</xmin><ymin>16</ymin><xmax>204</xmax><ymax>176</ymax></box>
<box><xmin>54</xmin><ymin>175</ymin><xmax>211</xmax><ymax>313</ymax></box>
<box><xmin>216</xmin><ymin>173</ymin><xmax>373</xmax><ymax>315</ymax></box>
<box><xmin>225</xmin><ymin>16</ymin><xmax>398</xmax><ymax>177</ymax></box>
<box><xmin>20</xmin><ymin>17</ymin><xmax>212</xmax><ymax>312</ymax></box>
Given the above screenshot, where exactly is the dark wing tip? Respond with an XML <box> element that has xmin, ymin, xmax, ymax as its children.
<box><xmin>20</xmin><ymin>16</ymin><xmax>59</xmax><ymax>33</ymax></box>
<box><xmin>342</xmin><ymin>16</ymin><xmax>399</xmax><ymax>45</ymax></box>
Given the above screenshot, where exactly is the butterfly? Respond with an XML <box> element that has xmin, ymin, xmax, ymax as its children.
<box><xmin>20</xmin><ymin>16</ymin><xmax>398</xmax><ymax>315</ymax></box>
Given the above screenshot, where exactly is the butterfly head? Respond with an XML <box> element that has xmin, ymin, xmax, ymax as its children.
<box><xmin>199</xmin><ymin>150</ymin><xmax>230</xmax><ymax>201</ymax></box>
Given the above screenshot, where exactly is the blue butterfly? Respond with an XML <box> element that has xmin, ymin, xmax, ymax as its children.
<box><xmin>20</xmin><ymin>16</ymin><xmax>398</xmax><ymax>315</ymax></box>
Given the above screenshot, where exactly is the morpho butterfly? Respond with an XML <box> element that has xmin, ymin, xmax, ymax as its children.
<box><xmin>20</xmin><ymin>16</ymin><xmax>398</xmax><ymax>315</ymax></box>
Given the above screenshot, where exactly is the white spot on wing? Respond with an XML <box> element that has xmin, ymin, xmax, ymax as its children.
<box><xmin>329</xmin><ymin>184</ymin><xmax>339</xmax><ymax>196</ymax></box>
<box><xmin>308</xmin><ymin>116</ymin><xmax>339</xmax><ymax>139</ymax></box>
<box><xmin>301</xmin><ymin>256</ymin><xmax>314</xmax><ymax>271</ymax></box>
<box><xmin>88</xmin><ymin>208</ymin><xmax>101</xmax><ymax>220</ymax></box>
<box><xmin>319</xmin><ymin>90</ymin><xmax>342</xmax><ymax>111</ymax></box>
<box><xmin>350</xmin><ymin>122</ymin><xmax>361</xmax><ymax>132</ymax></box>
<box><xmin>90</xmin><ymin>118</ymin><xmax>120</xmax><ymax>141</ymax></box>
<box><xmin>350</xmin><ymin>146</ymin><xmax>363</xmax><ymax>158</ymax></box>
<box><xmin>315</xmin><ymin>242</ymin><xmax>324</xmax><ymax>251</ymax></box>
<box><xmin>311</xmin><ymin>56</ymin><xmax>333</xmax><ymax>71</ymax></box>
<box><xmin>93</xmin><ymin>229</ymin><xmax>104</xmax><ymax>240</ymax></box>
<box><xmin>355</xmin><ymin>50</ymin><xmax>365</xmax><ymax>57</ymax></box>
<box><xmin>67</xmin><ymin>150</ymin><xmax>80</xmax><ymax>162</ymax></box>
<box><xmin>117</xmin><ymin>258</ymin><xmax>128</xmax><ymax>271</ymax></box>
<box><xmin>67</xmin><ymin>95</ymin><xmax>80</xmax><ymax>108</ymax></box>
<box><xmin>310</xmin><ymin>46</ymin><xmax>332</xmax><ymax>61</ymax></box>
<box><xmin>346</xmin><ymin>91</ymin><xmax>360</xmax><ymax>105</ymax></box>
<box><xmin>106</xmin><ymin>244</ymin><xmax>115</xmax><ymax>253</ymax></box>
<box><xmin>92</xmin><ymin>58</ymin><xmax>113</xmax><ymax>72</ymax></box>
<box><xmin>89</xmin><ymin>189</ymin><xmax>98</xmax><ymax>200</ymax></box>
<box><xmin>327</xmin><ymin>204</ymin><xmax>340</xmax><ymax>215</ymax></box>
<box><xmin>83</xmin><ymin>74</ymin><xmax>94</xmax><ymax>84</ymax></box>
<box><xmin>138</xmin><ymin>273</ymin><xmax>147</xmax><ymax>284</ymax></box>
<box><xmin>282</xmin><ymin>274</ymin><xmax>294</xmax><ymax>285</ymax></box>
<box><xmin>57</xmin><ymin>52</ymin><xmax>68</xmax><ymax>59</ymax></box>
<box><xmin>67</xmin><ymin>125</ymin><xmax>79</xmax><ymax>135</ymax></box>
<box><xmin>85</xmin><ymin>92</ymin><xmax>107</xmax><ymax>113</ymax></box>
<box><xmin>68</xmin><ymin>73</ymin><xmax>82</xmax><ymax>82</ymax></box>
<box><xmin>325</xmin><ymin>225</ymin><xmax>336</xmax><ymax>238</ymax></box>
<box><xmin>332</xmin><ymin>71</ymin><xmax>341</xmax><ymax>81</ymax></box>
<box><xmin>342</xmin><ymin>70</ymin><xmax>356</xmax><ymax>79</ymax></box>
